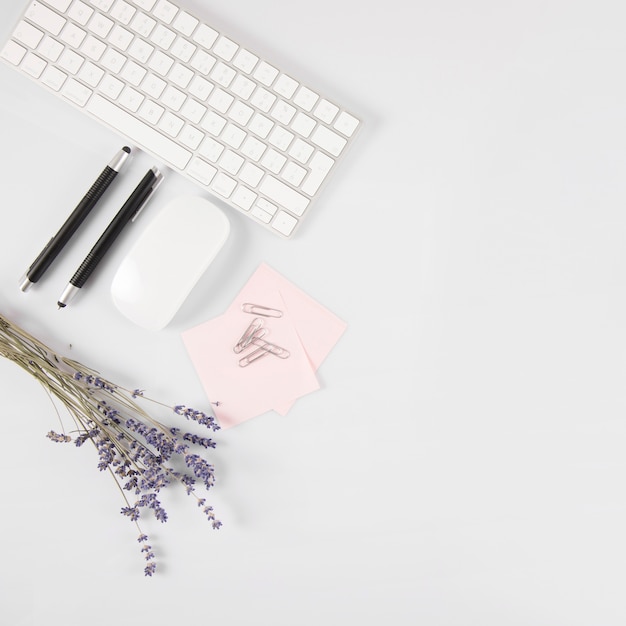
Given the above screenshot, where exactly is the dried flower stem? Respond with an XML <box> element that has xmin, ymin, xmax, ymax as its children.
<box><xmin>0</xmin><ymin>313</ymin><xmax>221</xmax><ymax>576</ymax></box>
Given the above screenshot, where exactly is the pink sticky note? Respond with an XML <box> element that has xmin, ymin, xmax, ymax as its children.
<box><xmin>182</xmin><ymin>264</ymin><xmax>347</xmax><ymax>428</ymax></box>
<box><xmin>252</xmin><ymin>264</ymin><xmax>348</xmax><ymax>371</ymax></box>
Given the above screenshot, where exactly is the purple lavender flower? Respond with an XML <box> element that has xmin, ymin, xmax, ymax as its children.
<box><xmin>174</xmin><ymin>405</ymin><xmax>221</xmax><ymax>432</ymax></box>
<box><xmin>121</xmin><ymin>506</ymin><xmax>140</xmax><ymax>521</ymax></box>
<box><xmin>41</xmin><ymin>356</ymin><xmax>222</xmax><ymax>574</ymax></box>
<box><xmin>46</xmin><ymin>431</ymin><xmax>71</xmax><ymax>443</ymax></box>
<box><xmin>184</xmin><ymin>454</ymin><xmax>216</xmax><ymax>490</ymax></box>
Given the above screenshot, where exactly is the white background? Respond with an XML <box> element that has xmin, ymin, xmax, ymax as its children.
<box><xmin>1</xmin><ymin>0</ymin><xmax>626</xmax><ymax>624</ymax></box>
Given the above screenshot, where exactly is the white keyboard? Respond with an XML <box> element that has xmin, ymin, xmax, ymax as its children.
<box><xmin>1</xmin><ymin>0</ymin><xmax>360</xmax><ymax>238</ymax></box>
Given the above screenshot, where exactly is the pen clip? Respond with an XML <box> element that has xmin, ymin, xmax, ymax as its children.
<box><xmin>131</xmin><ymin>167</ymin><xmax>163</xmax><ymax>222</ymax></box>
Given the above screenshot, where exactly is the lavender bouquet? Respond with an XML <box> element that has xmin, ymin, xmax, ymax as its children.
<box><xmin>0</xmin><ymin>313</ymin><xmax>221</xmax><ymax>576</ymax></box>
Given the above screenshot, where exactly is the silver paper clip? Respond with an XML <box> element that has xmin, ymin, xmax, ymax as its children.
<box><xmin>239</xmin><ymin>346</ymin><xmax>271</xmax><ymax>367</ymax></box>
<box><xmin>250</xmin><ymin>337</ymin><xmax>290</xmax><ymax>359</ymax></box>
<box><xmin>241</xmin><ymin>303</ymin><xmax>283</xmax><ymax>318</ymax></box>
<box><xmin>233</xmin><ymin>317</ymin><xmax>265</xmax><ymax>353</ymax></box>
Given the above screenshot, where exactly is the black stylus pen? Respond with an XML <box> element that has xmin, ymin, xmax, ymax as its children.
<box><xmin>57</xmin><ymin>167</ymin><xmax>163</xmax><ymax>309</ymax></box>
<box><xmin>19</xmin><ymin>146</ymin><xmax>132</xmax><ymax>292</ymax></box>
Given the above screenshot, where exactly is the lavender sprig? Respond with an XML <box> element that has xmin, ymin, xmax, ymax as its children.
<box><xmin>0</xmin><ymin>313</ymin><xmax>222</xmax><ymax>576</ymax></box>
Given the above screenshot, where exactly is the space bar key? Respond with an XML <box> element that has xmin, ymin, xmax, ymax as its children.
<box><xmin>86</xmin><ymin>95</ymin><xmax>192</xmax><ymax>170</ymax></box>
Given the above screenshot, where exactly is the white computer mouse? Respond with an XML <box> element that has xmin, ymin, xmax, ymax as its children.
<box><xmin>111</xmin><ymin>195</ymin><xmax>230</xmax><ymax>330</ymax></box>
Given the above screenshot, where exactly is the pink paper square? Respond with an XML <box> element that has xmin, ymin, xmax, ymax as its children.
<box><xmin>182</xmin><ymin>264</ymin><xmax>347</xmax><ymax>428</ymax></box>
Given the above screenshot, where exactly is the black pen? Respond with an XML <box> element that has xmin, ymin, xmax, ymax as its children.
<box><xmin>19</xmin><ymin>146</ymin><xmax>131</xmax><ymax>292</ymax></box>
<box><xmin>57</xmin><ymin>167</ymin><xmax>163</xmax><ymax>308</ymax></box>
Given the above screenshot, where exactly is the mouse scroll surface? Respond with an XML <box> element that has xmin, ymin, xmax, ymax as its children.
<box><xmin>111</xmin><ymin>196</ymin><xmax>230</xmax><ymax>330</ymax></box>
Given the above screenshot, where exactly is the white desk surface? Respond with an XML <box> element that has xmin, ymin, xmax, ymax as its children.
<box><xmin>2</xmin><ymin>1</ymin><xmax>626</xmax><ymax>624</ymax></box>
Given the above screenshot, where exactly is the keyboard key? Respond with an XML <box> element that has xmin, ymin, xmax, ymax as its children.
<box><xmin>138</xmin><ymin>99</ymin><xmax>164</xmax><ymax>124</ymax></box>
<box><xmin>170</xmin><ymin>36</ymin><xmax>196</xmax><ymax>62</ymax></box>
<box><xmin>151</xmin><ymin>23</ymin><xmax>176</xmax><ymax>49</ymax></box>
<box><xmin>128</xmin><ymin>38</ymin><xmax>154</xmax><ymax>63</ymax></box>
<box><xmin>58</xmin><ymin>48</ymin><xmax>84</xmax><ymax>74</ymax></box>
<box><xmin>178</xmin><ymin>124</ymin><xmax>204</xmax><ymax>149</ymax></box>
<box><xmin>130</xmin><ymin>0</ymin><xmax>156</xmax><ymax>9</ymax></box>
<box><xmin>170</xmin><ymin>62</ymin><xmax>193</xmax><ymax>88</ymax></box>
<box><xmin>291</xmin><ymin>112</ymin><xmax>316</xmax><ymax>138</ymax></box>
<box><xmin>268</xmin><ymin>126</ymin><xmax>294</xmax><ymax>151</ymax></box>
<box><xmin>201</xmin><ymin>110</ymin><xmax>226</xmax><ymax>136</ymax></box>
<box><xmin>141</xmin><ymin>72</ymin><xmax>166</xmax><ymax>98</ymax></box>
<box><xmin>87</xmin><ymin>13</ymin><xmax>113</xmax><ymax>38</ymax></box>
<box><xmin>250</xmin><ymin>87</ymin><xmax>275</xmax><ymax>112</ymax></box>
<box><xmin>213</xmin><ymin>36</ymin><xmax>237</xmax><ymax>61</ymax></box>
<box><xmin>211</xmin><ymin>172</ymin><xmax>237</xmax><ymax>198</ymax></box>
<box><xmin>38</xmin><ymin>35</ymin><xmax>63</xmax><ymax>61</ymax></box>
<box><xmin>187</xmin><ymin>157</ymin><xmax>216</xmax><ymax>185</ymax></box>
<box><xmin>310</xmin><ymin>125</ymin><xmax>347</xmax><ymax>156</ymax></box>
<box><xmin>45</xmin><ymin>0</ymin><xmax>72</xmax><ymax>10</ymax></box>
<box><xmin>110</xmin><ymin>0</ymin><xmax>136</xmax><ymax>24</ymax></box>
<box><xmin>218</xmin><ymin>150</ymin><xmax>244</xmax><ymax>175</ymax></box>
<box><xmin>221</xmin><ymin>123</ymin><xmax>246</xmax><ymax>149</ymax></box>
<box><xmin>230</xmin><ymin>74</ymin><xmax>255</xmax><ymax>100</ymax></box>
<box><xmin>281</xmin><ymin>161</ymin><xmax>306</xmax><ymax>186</ymax></box>
<box><xmin>228</xmin><ymin>101</ymin><xmax>253</xmax><ymax>126</ymax></box>
<box><xmin>158</xmin><ymin>110</ymin><xmax>184</xmax><ymax>136</ymax></box>
<box><xmin>1</xmin><ymin>40</ymin><xmax>27</xmax><ymax>65</ymax></box>
<box><xmin>250</xmin><ymin>205</ymin><xmax>272</xmax><ymax>224</ymax></box>
<box><xmin>61</xmin><ymin>77</ymin><xmax>92</xmax><ymax>105</ymax></box>
<box><xmin>238</xmin><ymin>162</ymin><xmax>263</xmax><ymax>187</ymax></box>
<box><xmin>68</xmin><ymin>1</ymin><xmax>94</xmax><ymax>25</ymax></box>
<box><xmin>78</xmin><ymin>60</ymin><xmax>104</xmax><ymax>86</ymax></box>
<box><xmin>41</xmin><ymin>65</ymin><xmax>67</xmax><ymax>90</ymax></box>
<box><xmin>148</xmin><ymin>49</ymin><xmax>174</xmax><ymax>76</ymax></box>
<box><xmin>118</xmin><ymin>85</ymin><xmax>144</xmax><ymax>111</ymax></box>
<box><xmin>333</xmin><ymin>111</ymin><xmax>359</xmax><ymax>137</ymax></box>
<box><xmin>208</xmin><ymin>88</ymin><xmax>233</xmax><ymax>113</ymax></box>
<box><xmin>172</xmin><ymin>11</ymin><xmax>198</xmax><ymax>36</ymax></box>
<box><xmin>14</xmin><ymin>21</ymin><xmax>44</xmax><ymax>49</ymax></box>
<box><xmin>180</xmin><ymin>98</ymin><xmax>206</xmax><ymax>124</ymax></box>
<box><xmin>198</xmin><ymin>136</ymin><xmax>224</xmax><ymax>162</ymax></box>
<box><xmin>248</xmin><ymin>113</ymin><xmax>273</xmax><ymax>139</ymax></box>
<box><xmin>60</xmin><ymin>23</ymin><xmax>87</xmax><ymax>48</ymax></box>
<box><xmin>161</xmin><ymin>84</ymin><xmax>186</xmax><ymax>110</ymax></box>
<box><xmin>129</xmin><ymin>12</ymin><xmax>156</xmax><ymax>37</ymax></box>
<box><xmin>260</xmin><ymin>176</ymin><xmax>309</xmax><ymax>216</ymax></box>
<box><xmin>293</xmin><ymin>86</ymin><xmax>318</xmax><ymax>111</ymax></box>
<box><xmin>90</xmin><ymin>0</ymin><xmax>115</xmax><ymax>10</ymax></box>
<box><xmin>188</xmin><ymin>75</ymin><xmax>213</xmax><ymax>101</ymax></box>
<box><xmin>99</xmin><ymin>74</ymin><xmax>124</xmax><ymax>98</ymax></box>
<box><xmin>109</xmin><ymin>25</ymin><xmax>134</xmax><ymax>51</ymax></box>
<box><xmin>270</xmin><ymin>100</ymin><xmax>296</xmax><ymax>125</ymax></box>
<box><xmin>261</xmin><ymin>149</ymin><xmax>286</xmax><ymax>174</ymax></box>
<box><xmin>241</xmin><ymin>136</ymin><xmax>266</xmax><ymax>161</ymax></box>
<box><xmin>86</xmin><ymin>94</ymin><xmax>192</xmax><ymax>168</ymax></box>
<box><xmin>120</xmin><ymin>59</ymin><xmax>146</xmax><ymax>85</ymax></box>
<box><xmin>193</xmin><ymin>23</ymin><xmax>218</xmax><ymax>48</ymax></box>
<box><xmin>233</xmin><ymin>49</ymin><xmax>258</xmax><ymax>74</ymax></box>
<box><xmin>22</xmin><ymin>51</ymin><xmax>47</xmax><ymax>78</ymax></box>
<box><xmin>25</xmin><ymin>1</ymin><xmax>66</xmax><ymax>37</ymax></box>
<box><xmin>189</xmin><ymin>49</ymin><xmax>216</xmax><ymax>75</ymax></box>
<box><xmin>231</xmin><ymin>186</ymin><xmax>257</xmax><ymax>211</ymax></box>
<box><xmin>313</xmin><ymin>99</ymin><xmax>339</xmax><ymax>124</ymax></box>
<box><xmin>253</xmin><ymin>61</ymin><xmax>278</xmax><ymax>86</ymax></box>
<box><xmin>273</xmin><ymin>74</ymin><xmax>298</xmax><ymax>98</ymax></box>
<box><xmin>81</xmin><ymin>34</ymin><xmax>106</xmax><ymax>61</ymax></box>
<box><xmin>211</xmin><ymin>62</ymin><xmax>235</xmax><ymax>88</ymax></box>
<box><xmin>301</xmin><ymin>151</ymin><xmax>333</xmax><ymax>195</ymax></box>
<box><xmin>101</xmin><ymin>47</ymin><xmax>125</xmax><ymax>73</ymax></box>
<box><xmin>271</xmin><ymin>211</ymin><xmax>297</xmax><ymax>237</ymax></box>
<box><xmin>256</xmin><ymin>198</ymin><xmax>277</xmax><ymax>215</ymax></box>
<box><xmin>153</xmin><ymin>0</ymin><xmax>178</xmax><ymax>24</ymax></box>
